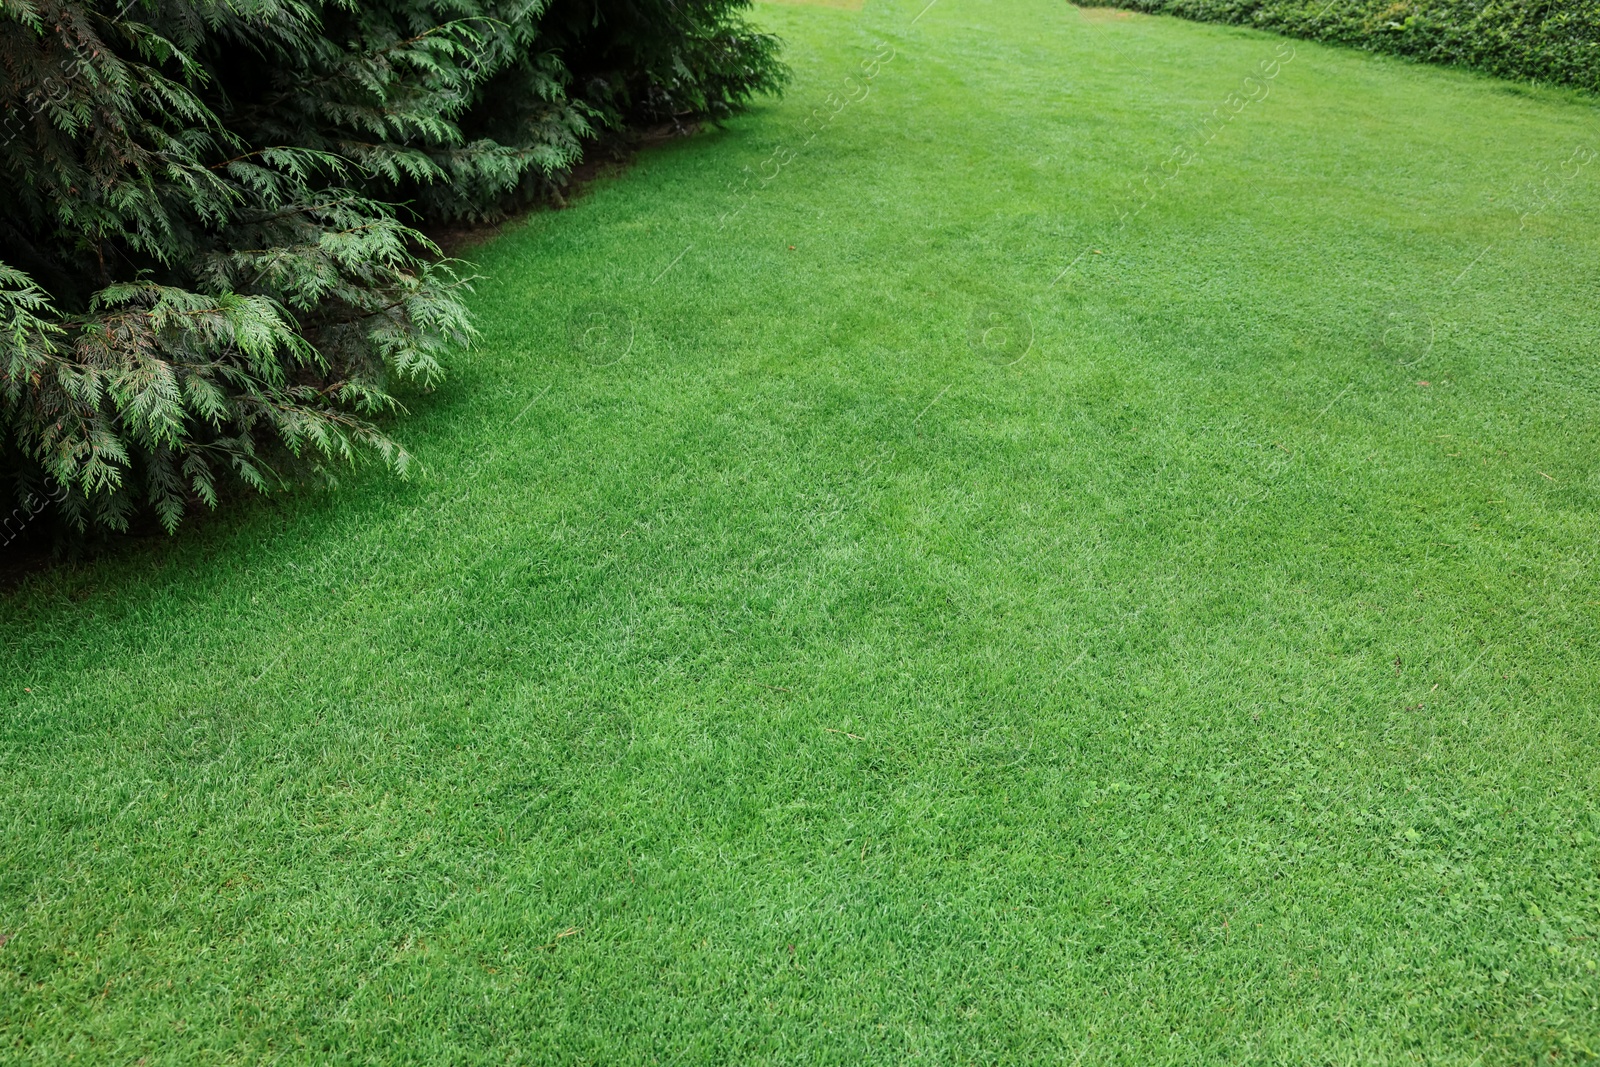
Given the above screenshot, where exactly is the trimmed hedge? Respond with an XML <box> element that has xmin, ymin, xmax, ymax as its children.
<box><xmin>1096</xmin><ymin>0</ymin><xmax>1600</xmax><ymax>93</ymax></box>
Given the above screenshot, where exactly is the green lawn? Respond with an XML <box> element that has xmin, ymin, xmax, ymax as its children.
<box><xmin>4</xmin><ymin>0</ymin><xmax>1600</xmax><ymax>1061</ymax></box>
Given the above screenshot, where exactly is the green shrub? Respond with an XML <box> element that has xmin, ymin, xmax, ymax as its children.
<box><xmin>1097</xmin><ymin>0</ymin><xmax>1600</xmax><ymax>93</ymax></box>
<box><xmin>0</xmin><ymin>0</ymin><xmax>785</xmax><ymax>540</ymax></box>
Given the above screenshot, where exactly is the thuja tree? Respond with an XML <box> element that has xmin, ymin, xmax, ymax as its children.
<box><xmin>0</xmin><ymin>0</ymin><xmax>784</xmax><ymax>539</ymax></box>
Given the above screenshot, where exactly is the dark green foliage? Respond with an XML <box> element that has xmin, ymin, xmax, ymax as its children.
<box><xmin>1098</xmin><ymin>0</ymin><xmax>1600</xmax><ymax>92</ymax></box>
<box><xmin>0</xmin><ymin>0</ymin><xmax>785</xmax><ymax>539</ymax></box>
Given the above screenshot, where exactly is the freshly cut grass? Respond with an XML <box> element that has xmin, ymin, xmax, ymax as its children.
<box><xmin>3</xmin><ymin>0</ymin><xmax>1600</xmax><ymax>1062</ymax></box>
<box><xmin>766</xmin><ymin>0</ymin><xmax>866</xmax><ymax>10</ymax></box>
<box><xmin>1078</xmin><ymin>6</ymin><xmax>1140</xmax><ymax>20</ymax></box>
